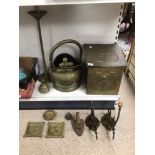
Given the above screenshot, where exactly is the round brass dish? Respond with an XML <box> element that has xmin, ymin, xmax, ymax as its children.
<box><xmin>43</xmin><ymin>110</ymin><xmax>56</xmax><ymax>121</ymax></box>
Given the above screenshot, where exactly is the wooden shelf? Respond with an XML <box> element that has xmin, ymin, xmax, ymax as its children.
<box><xmin>19</xmin><ymin>0</ymin><xmax>134</xmax><ymax>6</ymax></box>
<box><xmin>20</xmin><ymin>81</ymin><xmax>120</xmax><ymax>102</ymax></box>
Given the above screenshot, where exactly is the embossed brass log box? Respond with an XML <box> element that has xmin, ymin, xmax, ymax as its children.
<box><xmin>84</xmin><ymin>44</ymin><xmax>127</xmax><ymax>95</ymax></box>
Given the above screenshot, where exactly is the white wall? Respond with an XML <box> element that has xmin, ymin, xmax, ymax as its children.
<box><xmin>19</xmin><ymin>3</ymin><xmax>123</xmax><ymax>72</ymax></box>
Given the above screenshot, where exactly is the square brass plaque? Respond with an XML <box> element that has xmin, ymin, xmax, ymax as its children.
<box><xmin>24</xmin><ymin>122</ymin><xmax>45</xmax><ymax>137</ymax></box>
<box><xmin>46</xmin><ymin>122</ymin><xmax>64</xmax><ymax>138</ymax></box>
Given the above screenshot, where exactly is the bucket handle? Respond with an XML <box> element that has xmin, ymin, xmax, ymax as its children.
<box><xmin>49</xmin><ymin>39</ymin><xmax>83</xmax><ymax>64</ymax></box>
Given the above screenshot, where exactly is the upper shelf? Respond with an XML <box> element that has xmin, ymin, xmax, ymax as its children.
<box><xmin>20</xmin><ymin>81</ymin><xmax>120</xmax><ymax>101</ymax></box>
<box><xmin>19</xmin><ymin>0</ymin><xmax>134</xmax><ymax>6</ymax></box>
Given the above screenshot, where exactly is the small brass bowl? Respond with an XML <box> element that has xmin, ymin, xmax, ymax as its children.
<box><xmin>43</xmin><ymin>110</ymin><xmax>56</xmax><ymax>121</ymax></box>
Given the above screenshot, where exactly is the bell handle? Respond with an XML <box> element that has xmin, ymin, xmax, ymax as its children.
<box><xmin>49</xmin><ymin>39</ymin><xmax>83</xmax><ymax>64</ymax></box>
<box><xmin>76</xmin><ymin>112</ymin><xmax>80</xmax><ymax>125</ymax></box>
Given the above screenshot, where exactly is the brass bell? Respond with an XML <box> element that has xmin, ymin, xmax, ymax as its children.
<box><xmin>39</xmin><ymin>80</ymin><xmax>50</xmax><ymax>94</ymax></box>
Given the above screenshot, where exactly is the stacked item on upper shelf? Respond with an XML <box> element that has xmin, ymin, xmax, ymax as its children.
<box><xmin>19</xmin><ymin>57</ymin><xmax>40</xmax><ymax>99</ymax></box>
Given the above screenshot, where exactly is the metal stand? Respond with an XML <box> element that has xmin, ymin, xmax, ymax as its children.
<box><xmin>28</xmin><ymin>6</ymin><xmax>50</xmax><ymax>82</ymax></box>
<box><xmin>85</xmin><ymin>101</ymin><xmax>100</xmax><ymax>140</ymax></box>
<box><xmin>101</xmin><ymin>102</ymin><xmax>122</xmax><ymax>139</ymax></box>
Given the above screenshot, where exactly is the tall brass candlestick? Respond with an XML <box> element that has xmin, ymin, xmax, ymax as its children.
<box><xmin>28</xmin><ymin>6</ymin><xmax>50</xmax><ymax>82</ymax></box>
<box><xmin>28</xmin><ymin>6</ymin><xmax>50</xmax><ymax>94</ymax></box>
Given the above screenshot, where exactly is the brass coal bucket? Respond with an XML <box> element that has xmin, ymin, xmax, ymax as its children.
<box><xmin>49</xmin><ymin>39</ymin><xmax>83</xmax><ymax>92</ymax></box>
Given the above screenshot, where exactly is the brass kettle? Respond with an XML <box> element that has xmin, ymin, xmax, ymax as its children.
<box><xmin>49</xmin><ymin>39</ymin><xmax>84</xmax><ymax>92</ymax></box>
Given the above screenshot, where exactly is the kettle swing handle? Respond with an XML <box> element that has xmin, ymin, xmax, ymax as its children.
<box><xmin>49</xmin><ymin>39</ymin><xmax>83</xmax><ymax>65</ymax></box>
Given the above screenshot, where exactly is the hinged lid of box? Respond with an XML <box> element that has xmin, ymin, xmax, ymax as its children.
<box><xmin>83</xmin><ymin>44</ymin><xmax>127</xmax><ymax>67</ymax></box>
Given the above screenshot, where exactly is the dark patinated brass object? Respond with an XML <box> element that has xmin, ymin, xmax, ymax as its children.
<box><xmin>24</xmin><ymin>122</ymin><xmax>45</xmax><ymax>137</ymax></box>
<box><xmin>28</xmin><ymin>6</ymin><xmax>50</xmax><ymax>82</ymax></box>
<box><xmin>71</xmin><ymin>112</ymin><xmax>84</xmax><ymax>136</ymax></box>
<box><xmin>65</xmin><ymin>112</ymin><xmax>73</xmax><ymax>120</ymax></box>
<box><xmin>85</xmin><ymin>102</ymin><xmax>100</xmax><ymax>140</ymax></box>
<box><xmin>43</xmin><ymin>110</ymin><xmax>56</xmax><ymax>121</ymax></box>
<box><xmin>39</xmin><ymin>80</ymin><xmax>50</xmax><ymax>94</ymax></box>
<box><xmin>49</xmin><ymin>39</ymin><xmax>83</xmax><ymax>92</ymax></box>
<box><xmin>46</xmin><ymin>122</ymin><xmax>64</xmax><ymax>138</ymax></box>
<box><xmin>84</xmin><ymin>44</ymin><xmax>127</xmax><ymax>95</ymax></box>
<box><xmin>101</xmin><ymin>102</ymin><xmax>122</xmax><ymax>139</ymax></box>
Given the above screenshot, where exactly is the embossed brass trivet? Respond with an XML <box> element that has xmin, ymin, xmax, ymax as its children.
<box><xmin>46</xmin><ymin>122</ymin><xmax>64</xmax><ymax>138</ymax></box>
<box><xmin>24</xmin><ymin>122</ymin><xmax>45</xmax><ymax>137</ymax></box>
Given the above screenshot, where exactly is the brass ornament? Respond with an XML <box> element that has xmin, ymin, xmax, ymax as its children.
<box><xmin>46</xmin><ymin>122</ymin><xmax>64</xmax><ymax>138</ymax></box>
<box><xmin>84</xmin><ymin>44</ymin><xmax>127</xmax><ymax>95</ymax></box>
<box><xmin>85</xmin><ymin>102</ymin><xmax>100</xmax><ymax>140</ymax></box>
<box><xmin>24</xmin><ymin>122</ymin><xmax>45</xmax><ymax>137</ymax></box>
<box><xmin>43</xmin><ymin>110</ymin><xmax>56</xmax><ymax>121</ymax></box>
<box><xmin>59</xmin><ymin>57</ymin><xmax>74</xmax><ymax>68</ymax></box>
<box><xmin>101</xmin><ymin>102</ymin><xmax>123</xmax><ymax>139</ymax></box>
<box><xmin>71</xmin><ymin>112</ymin><xmax>84</xmax><ymax>136</ymax></box>
<box><xmin>38</xmin><ymin>80</ymin><xmax>50</xmax><ymax>94</ymax></box>
<box><xmin>65</xmin><ymin>112</ymin><xmax>73</xmax><ymax>120</ymax></box>
<box><xmin>28</xmin><ymin>6</ymin><xmax>51</xmax><ymax>83</ymax></box>
<box><xmin>49</xmin><ymin>39</ymin><xmax>83</xmax><ymax>92</ymax></box>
